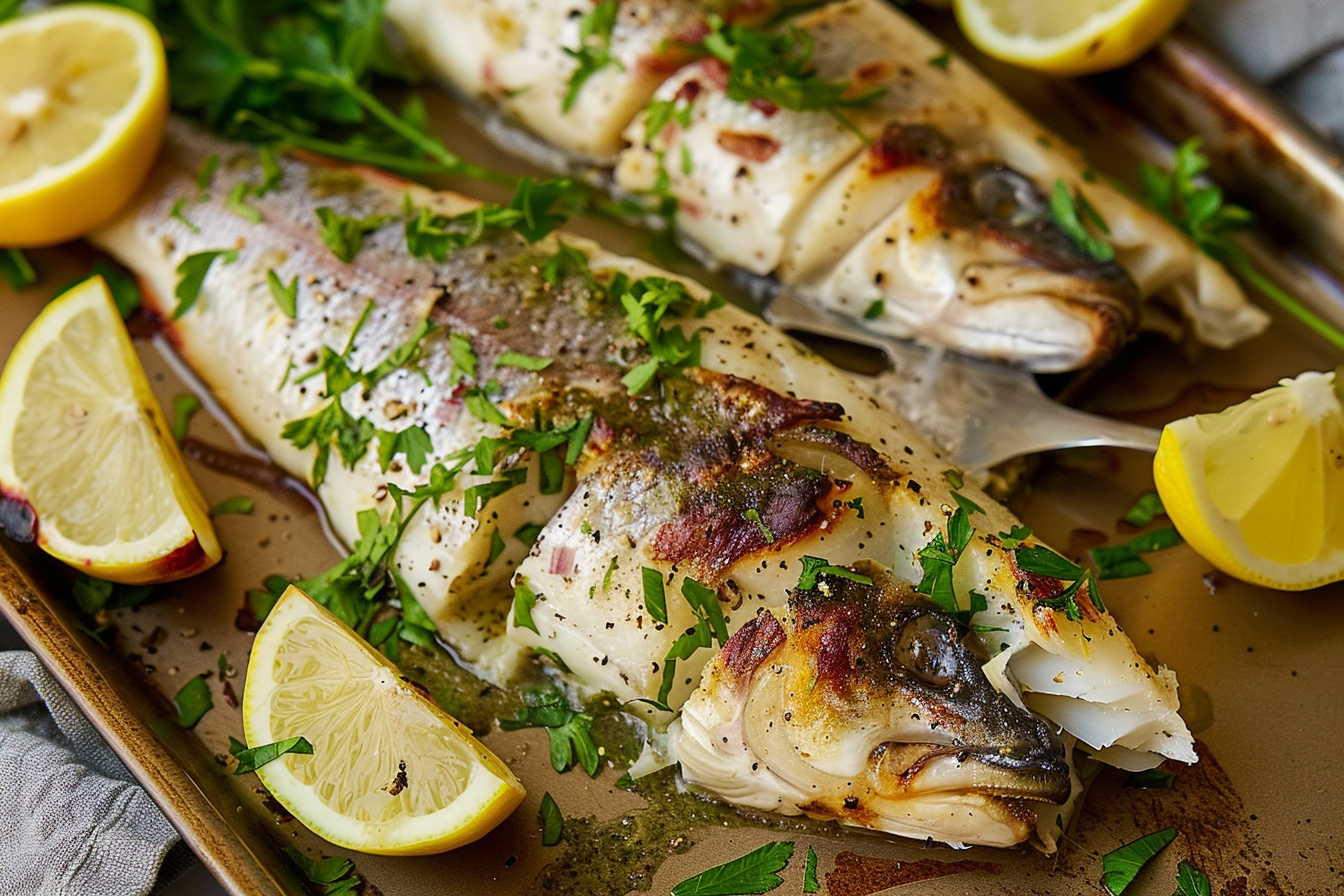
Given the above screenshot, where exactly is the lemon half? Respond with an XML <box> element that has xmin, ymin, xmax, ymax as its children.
<box><xmin>1154</xmin><ymin>369</ymin><xmax>1344</xmax><ymax>591</ymax></box>
<box><xmin>0</xmin><ymin>276</ymin><xmax>220</xmax><ymax>583</ymax></box>
<box><xmin>953</xmin><ymin>0</ymin><xmax>1190</xmax><ymax>77</ymax></box>
<box><xmin>0</xmin><ymin>4</ymin><xmax>168</xmax><ymax>246</ymax></box>
<box><xmin>243</xmin><ymin>587</ymin><xmax>526</xmax><ymax>855</ymax></box>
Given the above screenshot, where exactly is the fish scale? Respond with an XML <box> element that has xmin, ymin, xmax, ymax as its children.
<box><xmin>92</xmin><ymin>120</ymin><xmax>1194</xmax><ymax>851</ymax></box>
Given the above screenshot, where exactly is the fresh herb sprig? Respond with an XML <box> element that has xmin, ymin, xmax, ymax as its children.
<box><xmin>616</xmin><ymin>275</ymin><xmax>724</xmax><ymax>394</ymax></box>
<box><xmin>1140</xmin><ymin>138</ymin><xmax>1344</xmax><ymax>351</ymax></box>
<box><xmin>229</xmin><ymin>735</ymin><xmax>313</xmax><ymax>774</ymax></box>
<box><xmin>1101</xmin><ymin>827</ymin><xmax>1177</xmax><ymax>895</ymax></box>
<box><xmin>693</xmin><ymin>17</ymin><xmax>885</xmax><ymax>139</ymax></box>
<box><xmin>1050</xmin><ymin>178</ymin><xmax>1115</xmax><ymax>263</ymax></box>
<box><xmin>671</xmin><ymin>840</ymin><xmax>795</xmax><ymax>896</ymax></box>
<box><xmin>127</xmin><ymin>0</ymin><xmax>504</xmax><ymax>184</ymax></box>
<box><xmin>498</xmin><ymin>688</ymin><xmax>601</xmax><ymax>776</ymax></box>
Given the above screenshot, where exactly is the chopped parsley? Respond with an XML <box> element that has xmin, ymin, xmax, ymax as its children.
<box><xmin>0</xmin><ymin>248</ymin><xmax>36</xmax><ymax>289</ymax></box>
<box><xmin>403</xmin><ymin>177</ymin><xmax>573</xmax><ymax>260</ymax></box>
<box><xmin>72</xmin><ymin>574</ymin><xmax>153</xmax><ymax>614</ymax></box>
<box><xmin>540</xmin><ymin>791</ymin><xmax>564</xmax><ymax>846</ymax></box>
<box><xmin>226</xmin><ymin>182</ymin><xmax>263</xmax><ymax>223</ymax></box>
<box><xmin>1101</xmin><ymin>827</ymin><xmax>1177</xmax><ymax>895</ymax></box>
<box><xmin>671</xmin><ymin>841</ymin><xmax>795</xmax><ymax>896</ymax></box>
<box><xmin>169</xmin><ymin>197</ymin><xmax>200</xmax><ymax>233</ymax></box>
<box><xmin>267</xmin><ymin>269</ymin><xmax>298</xmax><ymax>318</ymax></box>
<box><xmin>744</xmin><ymin>508</ymin><xmax>775</xmax><ymax>544</ymax></box>
<box><xmin>1090</xmin><ymin>527</ymin><xmax>1183</xmax><ymax>579</ymax></box>
<box><xmin>315</xmin><ymin>207</ymin><xmax>397</xmax><ymax>263</ymax></box>
<box><xmin>229</xmin><ymin>735</ymin><xmax>313</xmax><ymax>774</ymax></box>
<box><xmin>173</xmin><ymin>249</ymin><xmax>238</xmax><ymax>318</ymax></box>
<box><xmin>1015</xmin><ymin>544</ymin><xmax>1106</xmax><ymax>619</ymax></box>
<box><xmin>928</xmin><ymin>48</ymin><xmax>952</xmax><ymax>69</ymax></box>
<box><xmin>209</xmin><ymin>495</ymin><xmax>255</xmax><ymax>516</ymax></box>
<box><xmin>862</xmin><ymin>298</ymin><xmax>885</xmax><ymax>320</ymax></box>
<box><xmin>694</xmin><ymin>17</ymin><xmax>884</xmax><ymax>138</ymax></box>
<box><xmin>1122</xmin><ymin>491</ymin><xmax>1167</xmax><ymax>527</ymax></box>
<box><xmin>562</xmin><ymin>0</ymin><xmax>622</xmax><ymax>112</ymax></box>
<box><xmin>1049</xmin><ymin>178</ymin><xmax>1114</xmax><ymax>263</ymax></box>
<box><xmin>915</xmin><ymin>504</ymin><xmax>974</xmax><ymax>615</ymax></box>
<box><xmin>282</xmin><ymin>848</ymin><xmax>361</xmax><ymax>896</ymax></box>
<box><xmin>642</xmin><ymin>566</ymin><xmax>668</xmax><ymax>624</ymax></box>
<box><xmin>997</xmin><ymin>524</ymin><xmax>1032</xmax><ymax>549</ymax></box>
<box><xmin>616</xmin><ymin>275</ymin><xmax>724</xmax><ymax>394</ymax></box>
<box><xmin>514</xmin><ymin>522</ymin><xmax>544</xmax><ymax>547</ymax></box>
<box><xmin>499</xmin><ymin>689</ymin><xmax>600</xmax><ymax>776</ymax></box>
<box><xmin>173</xmin><ymin>675</ymin><xmax>213</xmax><ymax>728</ymax></box>
<box><xmin>512</xmin><ymin>579</ymin><xmax>540</xmax><ymax>634</ymax></box>
<box><xmin>170</xmin><ymin>393</ymin><xmax>202</xmax><ymax>444</ymax></box>
<box><xmin>496</xmin><ymin>351</ymin><xmax>553</xmax><ymax>371</ymax></box>
<box><xmin>649</xmin><ymin>576</ymin><xmax>728</xmax><ymax>709</ymax></box>
<box><xmin>644</xmin><ymin>96</ymin><xmax>693</xmax><ymax>143</ymax></box>
<box><xmin>797</xmin><ymin>555</ymin><xmax>872</xmax><ymax>591</ymax></box>
<box><xmin>803</xmin><ymin>846</ymin><xmax>820</xmax><ymax>893</ymax></box>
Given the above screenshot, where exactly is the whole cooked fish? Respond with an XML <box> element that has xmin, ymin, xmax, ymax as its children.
<box><xmin>92</xmin><ymin>122</ymin><xmax>1193</xmax><ymax>851</ymax></box>
<box><xmin>384</xmin><ymin>0</ymin><xmax>1270</xmax><ymax>371</ymax></box>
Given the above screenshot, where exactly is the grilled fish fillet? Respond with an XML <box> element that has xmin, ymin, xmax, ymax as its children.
<box><xmin>91</xmin><ymin>122</ymin><xmax>1194</xmax><ymax>850</ymax></box>
<box><xmin>385</xmin><ymin>0</ymin><xmax>1269</xmax><ymax>371</ymax></box>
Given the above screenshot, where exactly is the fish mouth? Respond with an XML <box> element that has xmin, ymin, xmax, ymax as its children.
<box><xmin>870</xmin><ymin>741</ymin><xmax>1073</xmax><ymax>805</ymax></box>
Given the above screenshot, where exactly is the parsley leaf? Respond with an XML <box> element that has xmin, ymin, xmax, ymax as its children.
<box><xmin>796</xmin><ymin>556</ymin><xmax>873</xmax><ymax>591</ymax></box>
<box><xmin>404</xmin><ymin>177</ymin><xmax>573</xmax><ymax>261</ymax></box>
<box><xmin>174</xmin><ymin>675</ymin><xmax>213</xmax><ymax>728</ymax></box>
<box><xmin>694</xmin><ymin>18</ymin><xmax>884</xmax><ymax>139</ymax></box>
<box><xmin>862</xmin><ymin>298</ymin><xmax>885</xmax><ymax>320</ymax></box>
<box><xmin>671</xmin><ymin>841</ymin><xmax>795</xmax><ymax>896</ymax></box>
<box><xmin>1090</xmin><ymin>527</ymin><xmax>1183</xmax><ymax>580</ymax></box>
<box><xmin>540</xmin><ymin>792</ymin><xmax>564</xmax><ymax>847</ymax></box>
<box><xmin>376</xmin><ymin>424</ymin><xmax>433</xmax><ymax>473</ymax></box>
<box><xmin>1174</xmin><ymin>861</ymin><xmax>1212</xmax><ymax>896</ymax></box>
<box><xmin>997</xmin><ymin>524</ymin><xmax>1032</xmax><ymax>549</ymax></box>
<box><xmin>268</xmin><ymin>269</ymin><xmax>298</xmax><ymax>318</ymax></box>
<box><xmin>316</xmin><ymin>207</ymin><xmax>396</xmax><ymax>263</ymax></box>
<box><xmin>1122</xmin><ymin>491</ymin><xmax>1166</xmax><ymax>528</ymax></box>
<box><xmin>1015</xmin><ymin>544</ymin><xmax>1106</xmax><ymax>619</ymax></box>
<box><xmin>1101</xmin><ymin>827</ymin><xmax>1177</xmax><ymax>895</ymax></box>
<box><xmin>282</xmin><ymin>847</ymin><xmax>361</xmax><ymax>896</ymax></box>
<box><xmin>230</xmin><ymin>736</ymin><xmax>313</xmax><ymax>774</ymax></box>
<box><xmin>803</xmin><ymin>846</ymin><xmax>819</xmax><ymax>893</ymax></box>
<box><xmin>171</xmin><ymin>393</ymin><xmax>202</xmax><ymax>445</ymax></box>
<box><xmin>173</xmin><ymin>249</ymin><xmax>238</xmax><ymax>318</ymax></box>
<box><xmin>499</xmin><ymin>689</ymin><xmax>600</xmax><ymax>776</ymax></box>
<box><xmin>513</xmin><ymin>579</ymin><xmax>540</xmax><ymax>634</ymax></box>
<box><xmin>0</xmin><ymin>248</ymin><xmax>36</xmax><ymax>289</ymax></box>
<box><xmin>496</xmin><ymin>351</ymin><xmax>553</xmax><ymax>371</ymax></box>
<box><xmin>642</xmin><ymin>567</ymin><xmax>668</xmax><ymax>624</ymax></box>
<box><xmin>210</xmin><ymin>495</ymin><xmax>255</xmax><ymax>516</ymax></box>
<box><xmin>1049</xmin><ymin>179</ymin><xmax>1115</xmax><ymax>263</ymax></box>
<box><xmin>562</xmin><ymin>0</ymin><xmax>622</xmax><ymax>112</ymax></box>
<box><xmin>617</xmin><ymin>276</ymin><xmax>723</xmax><ymax>394</ymax></box>
<box><xmin>72</xmin><ymin>574</ymin><xmax>153</xmax><ymax>614</ymax></box>
<box><xmin>744</xmin><ymin>508</ymin><xmax>775</xmax><ymax>544</ymax></box>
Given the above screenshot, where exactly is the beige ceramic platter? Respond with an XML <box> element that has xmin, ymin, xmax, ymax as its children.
<box><xmin>1</xmin><ymin>9</ymin><xmax>1341</xmax><ymax>896</ymax></box>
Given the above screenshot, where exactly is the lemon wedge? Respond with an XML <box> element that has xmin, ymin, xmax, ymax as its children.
<box><xmin>243</xmin><ymin>586</ymin><xmax>526</xmax><ymax>855</ymax></box>
<box><xmin>0</xmin><ymin>276</ymin><xmax>220</xmax><ymax>583</ymax></box>
<box><xmin>0</xmin><ymin>4</ymin><xmax>168</xmax><ymax>246</ymax></box>
<box><xmin>952</xmin><ymin>0</ymin><xmax>1190</xmax><ymax>77</ymax></box>
<box><xmin>1153</xmin><ymin>369</ymin><xmax>1344</xmax><ymax>591</ymax></box>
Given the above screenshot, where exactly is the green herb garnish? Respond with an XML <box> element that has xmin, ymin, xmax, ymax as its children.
<box><xmin>1140</xmin><ymin>137</ymin><xmax>1344</xmax><ymax>350</ymax></box>
<box><xmin>499</xmin><ymin>689</ymin><xmax>600</xmax><ymax>776</ymax></box>
<box><xmin>173</xmin><ymin>249</ymin><xmax>238</xmax><ymax>318</ymax></box>
<box><xmin>617</xmin><ymin>276</ymin><xmax>724</xmax><ymax>394</ymax></box>
<box><xmin>496</xmin><ymin>351</ymin><xmax>553</xmax><ymax>371</ymax></box>
<box><xmin>562</xmin><ymin>0</ymin><xmax>622</xmax><ymax>112</ymax></box>
<box><xmin>1122</xmin><ymin>491</ymin><xmax>1166</xmax><ymax>528</ymax></box>
<box><xmin>1015</xmin><ymin>544</ymin><xmax>1107</xmax><ymax>618</ymax></box>
<box><xmin>797</xmin><ymin>556</ymin><xmax>873</xmax><ymax>591</ymax></box>
<box><xmin>229</xmin><ymin>735</ymin><xmax>313</xmax><ymax>774</ymax></box>
<box><xmin>73</xmin><ymin>574</ymin><xmax>153</xmax><ymax>614</ymax></box>
<box><xmin>1101</xmin><ymin>827</ymin><xmax>1177</xmax><ymax>895</ymax></box>
<box><xmin>282</xmin><ymin>847</ymin><xmax>361</xmax><ymax>896</ymax></box>
<box><xmin>928</xmin><ymin>48</ymin><xmax>952</xmax><ymax>69</ymax></box>
<box><xmin>170</xmin><ymin>393</ymin><xmax>202</xmax><ymax>445</ymax></box>
<box><xmin>540</xmin><ymin>791</ymin><xmax>563</xmax><ymax>846</ymax></box>
<box><xmin>316</xmin><ymin>207</ymin><xmax>396</xmax><ymax>263</ymax></box>
<box><xmin>671</xmin><ymin>840</ymin><xmax>795</xmax><ymax>896</ymax></box>
<box><xmin>803</xmin><ymin>845</ymin><xmax>819</xmax><ymax>893</ymax></box>
<box><xmin>1050</xmin><ymin>179</ymin><xmax>1115</xmax><ymax>263</ymax></box>
<box><xmin>744</xmin><ymin>508</ymin><xmax>775</xmax><ymax>544</ymax></box>
<box><xmin>642</xmin><ymin>566</ymin><xmax>668</xmax><ymax>624</ymax></box>
<box><xmin>997</xmin><ymin>524</ymin><xmax>1032</xmax><ymax>549</ymax></box>
<box><xmin>1090</xmin><ymin>527</ymin><xmax>1183</xmax><ymax>579</ymax></box>
<box><xmin>210</xmin><ymin>495</ymin><xmax>255</xmax><ymax>516</ymax></box>
<box><xmin>0</xmin><ymin>248</ymin><xmax>36</xmax><ymax>289</ymax></box>
<box><xmin>1174</xmin><ymin>861</ymin><xmax>1212</xmax><ymax>896</ymax></box>
<box><xmin>173</xmin><ymin>675</ymin><xmax>213</xmax><ymax>728</ymax></box>
<box><xmin>694</xmin><ymin>18</ymin><xmax>884</xmax><ymax>139</ymax></box>
<box><xmin>267</xmin><ymin>269</ymin><xmax>298</xmax><ymax>318</ymax></box>
<box><xmin>512</xmin><ymin>579</ymin><xmax>540</xmax><ymax>634</ymax></box>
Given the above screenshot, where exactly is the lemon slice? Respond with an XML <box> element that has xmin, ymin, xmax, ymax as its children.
<box><xmin>0</xmin><ymin>276</ymin><xmax>220</xmax><ymax>583</ymax></box>
<box><xmin>243</xmin><ymin>586</ymin><xmax>526</xmax><ymax>855</ymax></box>
<box><xmin>0</xmin><ymin>4</ymin><xmax>168</xmax><ymax>246</ymax></box>
<box><xmin>952</xmin><ymin>0</ymin><xmax>1190</xmax><ymax>77</ymax></box>
<box><xmin>1154</xmin><ymin>369</ymin><xmax>1344</xmax><ymax>591</ymax></box>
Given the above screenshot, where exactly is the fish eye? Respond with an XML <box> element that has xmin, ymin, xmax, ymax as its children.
<box><xmin>971</xmin><ymin>168</ymin><xmax>1046</xmax><ymax>227</ymax></box>
<box><xmin>894</xmin><ymin>614</ymin><xmax>959</xmax><ymax>688</ymax></box>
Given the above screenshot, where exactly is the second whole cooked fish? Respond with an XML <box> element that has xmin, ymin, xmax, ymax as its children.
<box><xmin>92</xmin><ymin>122</ymin><xmax>1194</xmax><ymax>851</ymax></box>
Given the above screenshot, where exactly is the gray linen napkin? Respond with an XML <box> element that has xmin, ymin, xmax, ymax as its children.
<box><xmin>0</xmin><ymin>651</ymin><xmax>180</xmax><ymax>896</ymax></box>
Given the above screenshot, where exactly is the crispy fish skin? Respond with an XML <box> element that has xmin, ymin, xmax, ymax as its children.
<box><xmin>91</xmin><ymin>124</ymin><xmax>1192</xmax><ymax>848</ymax></box>
<box><xmin>674</xmin><ymin>563</ymin><xmax>1073</xmax><ymax>849</ymax></box>
<box><xmin>385</xmin><ymin>0</ymin><xmax>1269</xmax><ymax>371</ymax></box>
